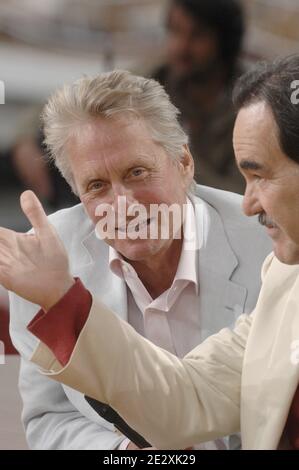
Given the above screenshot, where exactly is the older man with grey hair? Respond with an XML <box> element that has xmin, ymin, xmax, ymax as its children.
<box><xmin>7</xmin><ymin>70</ymin><xmax>270</xmax><ymax>450</ymax></box>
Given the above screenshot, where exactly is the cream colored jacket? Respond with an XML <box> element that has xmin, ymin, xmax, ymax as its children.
<box><xmin>30</xmin><ymin>253</ymin><xmax>299</xmax><ymax>450</ymax></box>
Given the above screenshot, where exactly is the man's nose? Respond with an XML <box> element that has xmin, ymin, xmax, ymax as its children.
<box><xmin>242</xmin><ymin>185</ymin><xmax>262</xmax><ymax>217</ymax></box>
<box><xmin>111</xmin><ymin>185</ymin><xmax>138</xmax><ymax>212</ymax></box>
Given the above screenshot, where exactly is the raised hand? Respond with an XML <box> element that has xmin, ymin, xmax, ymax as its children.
<box><xmin>0</xmin><ymin>190</ymin><xmax>74</xmax><ymax>310</ymax></box>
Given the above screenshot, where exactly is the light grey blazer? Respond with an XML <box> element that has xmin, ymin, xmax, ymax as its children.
<box><xmin>9</xmin><ymin>185</ymin><xmax>272</xmax><ymax>449</ymax></box>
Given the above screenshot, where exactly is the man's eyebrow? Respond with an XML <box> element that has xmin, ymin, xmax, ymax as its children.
<box><xmin>239</xmin><ymin>160</ymin><xmax>265</xmax><ymax>171</ymax></box>
<box><xmin>80</xmin><ymin>156</ymin><xmax>151</xmax><ymax>187</ymax></box>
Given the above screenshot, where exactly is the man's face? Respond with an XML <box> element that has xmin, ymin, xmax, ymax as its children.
<box><xmin>234</xmin><ymin>102</ymin><xmax>299</xmax><ymax>265</ymax></box>
<box><xmin>166</xmin><ymin>5</ymin><xmax>219</xmax><ymax>80</ymax></box>
<box><xmin>67</xmin><ymin>116</ymin><xmax>193</xmax><ymax>262</ymax></box>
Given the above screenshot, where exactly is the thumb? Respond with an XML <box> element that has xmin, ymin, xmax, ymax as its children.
<box><xmin>20</xmin><ymin>190</ymin><xmax>50</xmax><ymax>236</ymax></box>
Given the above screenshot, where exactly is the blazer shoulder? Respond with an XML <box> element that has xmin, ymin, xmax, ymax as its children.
<box><xmin>262</xmin><ymin>253</ymin><xmax>299</xmax><ymax>283</ymax></box>
<box><xmin>193</xmin><ymin>184</ymin><xmax>272</xmax><ymax>255</ymax></box>
<box><xmin>194</xmin><ymin>184</ymin><xmax>256</xmax><ymax>231</ymax></box>
<box><xmin>47</xmin><ymin>203</ymin><xmax>93</xmax><ymax>242</ymax></box>
<box><xmin>261</xmin><ymin>253</ymin><xmax>275</xmax><ymax>281</ymax></box>
<box><xmin>194</xmin><ymin>184</ymin><xmax>242</xmax><ymax>212</ymax></box>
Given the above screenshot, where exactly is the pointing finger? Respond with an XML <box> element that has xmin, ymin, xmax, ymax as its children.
<box><xmin>20</xmin><ymin>190</ymin><xmax>50</xmax><ymax>236</ymax></box>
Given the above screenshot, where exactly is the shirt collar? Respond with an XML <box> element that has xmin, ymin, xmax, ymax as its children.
<box><xmin>175</xmin><ymin>197</ymin><xmax>198</xmax><ymax>292</ymax></box>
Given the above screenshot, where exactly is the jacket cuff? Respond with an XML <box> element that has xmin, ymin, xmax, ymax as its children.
<box><xmin>27</xmin><ymin>278</ymin><xmax>92</xmax><ymax>366</ymax></box>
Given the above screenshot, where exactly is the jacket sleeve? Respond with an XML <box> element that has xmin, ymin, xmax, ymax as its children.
<box><xmin>30</xmin><ymin>296</ymin><xmax>253</xmax><ymax>450</ymax></box>
<box><xmin>19</xmin><ymin>253</ymin><xmax>276</xmax><ymax>450</ymax></box>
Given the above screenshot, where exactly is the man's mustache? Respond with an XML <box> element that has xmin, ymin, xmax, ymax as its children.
<box><xmin>258</xmin><ymin>213</ymin><xmax>278</xmax><ymax>229</ymax></box>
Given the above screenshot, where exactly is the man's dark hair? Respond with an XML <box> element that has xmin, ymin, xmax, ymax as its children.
<box><xmin>233</xmin><ymin>55</ymin><xmax>299</xmax><ymax>165</ymax></box>
<box><xmin>169</xmin><ymin>0</ymin><xmax>245</xmax><ymax>79</ymax></box>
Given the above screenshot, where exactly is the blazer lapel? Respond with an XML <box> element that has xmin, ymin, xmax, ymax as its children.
<box><xmin>191</xmin><ymin>196</ymin><xmax>247</xmax><ymax>340</ymax></box>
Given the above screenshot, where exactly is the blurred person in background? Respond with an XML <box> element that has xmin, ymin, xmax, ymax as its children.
<box><xmin>0</xmin><ymin>106</ymin><xmax>78</xmax><ymax>215</ymax></box>
<box><xmin>152</xmin><ymin>0</ymin><xmax>245</xmax><ymax>193</ymax></box>
<box><xmin>11</xmin><ymin>107</ymin><xmax>78</xmax><ymax>211</ymax></box>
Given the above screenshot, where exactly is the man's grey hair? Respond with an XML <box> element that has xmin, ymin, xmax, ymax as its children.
<box><xmin>42</xmin><ymin>70</ymin><xmax>189</xmax><ymax>194</ymax></box>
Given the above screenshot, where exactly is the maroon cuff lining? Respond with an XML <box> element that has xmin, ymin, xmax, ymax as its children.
<box><xmin>27</xmin><ymin>278</ymin><xmax>92</xmax><ymax>366</ymax></box>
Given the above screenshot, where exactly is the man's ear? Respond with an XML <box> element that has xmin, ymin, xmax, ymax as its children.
<box><xmin>178</xmin><ymin>145</ymin><xmax>194</xmax><ymax>187</ymax></box>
